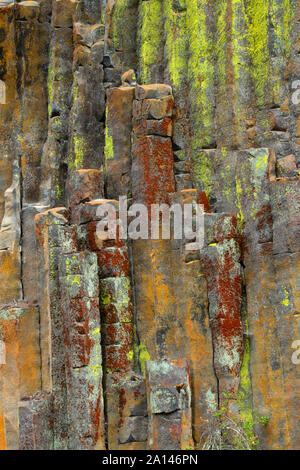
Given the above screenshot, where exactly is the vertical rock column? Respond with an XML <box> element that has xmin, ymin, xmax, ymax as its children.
<box><xmin>270</xmin><ymin>177</ymin><xmax>300</xmax><ymax>449</ymax></box>
<box><xmin>15</xmin><ymin>1</ymin><xmax>50</xmax><ymax>206</ymax></box>
<box><xmin>137</xmin><ymin>0</ymin><xmax>165</xmax><ymax>83</ymax></box>
<box><xmin>35</xmin><ymin>208</ymin><xmax>78</xmax><ymax>449</ymax></box>
<box><xmin>93</xmin><ymin>210</ymin><xmax>136</xmax><ymax>450</ymax></box>
<box><xmin>35</xmin><ymin>205</ymin><xmax>106</xmax><ymax>450</ymax></box>
<box><xmin>68</xmin><ymin>16</ymin><xmax>106</xmax><ymax>170</ymax></box>
<box><xmin>167</xmin><ymin>189</ymin><xmax>218</xmax><ymax>445</ymax></box>
<box><xmin>163</xmin><ymin>0</ymin><xmax>190</xmax><ymax>175</ymax></box>
<box><xmin>105</xmin><ymin>0</ymin><xmax>139</xmax><ymax>76</ymax></box>
<box><xmin>214</xmin><ymin>0</ymin><xmax>252</xmax><ymax>150</ymax></box>
<box><xmin>0</xmin><ymin>306</ymin><xmax>41</xmax><ymax>449</ymax></box>
<box><xmin>100</xmin><ymin>275</ymin><xmax>134</xmax><ymax>380</ymax></box>
<box><xmin>41</xmin><ymin>0</ymin><xmax>74</xmax><ymax>206</ymax></box>
<box><xmin>132</xmin><ymin>83</ymin><xmax>175</xmax><ymax>207</ymax></box>
<box><xmin>236</xmin><ymin>149</ymin><xmax>292</xmax><ymax>449</ymax></box>
<box><xmin>21</xmin><ymin>205</ymin><xmax>49</xmax><ymax>304</ymax></box>
<box><xmin>67</xmin><ymin>172</ymin><xmax>134</xmax><ymax>387</ymax></box>
<box><xmin>131</xmin><ymin>85</ymin><xmax>176</xmax><ymax>368</ymax></box>
<box><xmin>104</xmin><ymin>85</ymin><xmax>135</xmax><ymax>199</ymax></box>
<box><xmin>59</xmin><ymin>252</ymin><xmax>105</xmax><ymax>450</ymax></box>
<box><xmin>0</xmin><ymin>161</ymin><xmax>22</xmax><ymax>303</ymax></box>
<box><xmin>83</xmin><ymin>204</ymin><xmax>138</xmax><ymax>450</ymax></box>
<box><xmin>0</xmin><ymin>2</ymin><xmax>22</xmax><ymax>306</ymax></box>
<box><xmin>88</xmin><ymin>206</ymin><xmax>139</xmax><ymax>450</ymax></box>
<box><xmin>131</xmin><ymin>85</ymin><xmax>216</xmax><ymax>447</ymax></box>
<box><xmin>200</xmin><ymin>214</ymin><xmax>243</xmax><ymax>399</ymax></box>
<box><xmin>15</xmin><ymin>1</ymin><xmax>51</xmax><ymax>305</ymax></box>
<box><xmin>0</xmin><ymin>1</ymin><xmax>19</xmax><ymax>222</ymax></box>
<box><xmin>67</xmin><ymin>171</ymin><xmax>137</xmax><ymax>449</ymax></box>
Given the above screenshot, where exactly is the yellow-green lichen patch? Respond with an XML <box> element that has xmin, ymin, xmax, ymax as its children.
<box><xmin>282</xmin><ymin>0</ymin><xmax>295</xmax><ymax>57</ymax></box>
<box><xmin>104</xmin><ymin>106</ymin><xmax>113</xmax><ymax>170</ymax></box>
<box><xmin>112</xmin><ymin>0</ymin><xmax>127</xmax><ymax>51</ymax></box>
<box><xmin>49</xmin><ymin>249</ymin><xmax>56</xmax><ymax>281</ymax></box>
<box><xmin>47</xmin><ymin>49</ymin><xmax>55</xmax><ymax>116</ymax></box>
<box><xmin>139</xmin><ymin>342</ymin><xmax>151</xmax><ymax>376</ymax></box>
<box><xmin>282</xmin><ymin>291</ymin><xmax>289</xmax><ymax>306</ymax></box>
<box><xmin>55</xmin><ymin>181</ymin><xmax>63</xmax><ymax>202</ymax></box>
<box><xmin>100</xmin><ymin>277</ymin><xmax>133</xmax><ymax>323</ymax></box>
<box><xmin>127</xmin><ymin>349</ymin><xmax>134</xmax><ymax>362</ymax></box>
<box><xmin>270</xmin><ymin>0</ymin><xmax>295</xmax><ymax>102</ymax></box>
<box><xmin>72</xmin><ymin>83</ymin><xmax>78</xmax><ymax>104</ymax></box>
<box><xmin>186</xmin><ymin>0</ymin><xmax>215</xmax><ymax>149</ymax></box>
<box><xmin>70</xmin><ymin>275</ymin><xmax>80</xmax><ymax>286</ymax></box>
<box><xmin>217</xmin><ymin>149</ymin><xmax>237</xmax><ymax>206</ymax></box>
<box><xmin>215</xmin><ymin>0</ymin><xmax>227</xmax><ymax>100</ymax></box>
<box><xmin>235</xmin><ymin>174</ymin><xmax>244</xmax><ymax>229</ymax></box>
<box><xmin>232</xmin><ymin>0</ymin><xmax>250</xmax><ymax>82</ymax></box>
<box><xmin>271</xmin><ymin>0</ymin><xmax>295</xmax><ymax>58</ymax></box>
<box><xmin>87</xmin><ymin>364</ymin><xmax>102</xmax><ymax>378</ymax></box>
<box><xmin>237</xmin><ymin>316</ymin><xmax>254</xmax><ymax>431</ymax></box>
<box><xmin>101</xmin><ymin>293</ymin><xmax>111</xmax><ymax>305</ymax></box>
<box><xmin>231</xmin><ymin>0</ymin><xmax>251</xmax><ymax>143</ymax></box>
<box><xmin>192</xmin><ymin>150</ymin><xmax>213</xmax><ymax>197</ymax></box>
<box><xmin>112</xmin><ymin>0</ymin><xmax>138</xmax><ymax>66</ymax></box>
<box><xmin>234</xmin><ymin>149</ymin><xmax>270</xmax><ymax>225</ymax></box>
<box><xmin>281</xmin><ymin>287</ymin><xmax>292</xmax><ymax>309</ymax></box>
<box><xmin>163</xmin><ymin>0</ymin><xmax>188</xmax><ymax>89</ymax></box>
<box><xmin>68</xmin><ymin>135</ymin><xmax>86</xmax><ymax>171</ymax></box>
<box><xmin>247</xmin><ymin>0</ymin><xmax>270</xmax><ymax>107</ymax></box>
<box><xmin>248</xmin><ymin>149</ymin><xmax>269</xmax><ymax>207</ymax></box>
<box><xmin>138</xmin><ymin>0</ymin><xmax>164</xmax><ymax>83</ymax></box>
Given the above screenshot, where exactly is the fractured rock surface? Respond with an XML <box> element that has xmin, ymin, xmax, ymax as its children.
<box><xmin>0</xmin><ymin>0</ymin><xmax>299</xmax><ymax>450</ymax></box>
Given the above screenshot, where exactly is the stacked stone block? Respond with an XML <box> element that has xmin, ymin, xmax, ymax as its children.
<box><xmin>106</xmin><ymin>373</ymin><xmax>148</xmax><ymax>450</ymax></box>
<box><xmin>132</xmin><ymin>84</ymin><xmax>175</xmax><ymax>208</ymax></box>
<box><xmin>146</xmin><ymin>359</ymin><xmax>193</xmax><ymax>450</ymax></box>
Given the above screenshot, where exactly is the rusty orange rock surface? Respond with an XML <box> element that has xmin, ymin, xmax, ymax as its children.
<box><xmin>0</xmin><ymin>0</ymin><xmax>299</xmax><ymax>451</ymax></box>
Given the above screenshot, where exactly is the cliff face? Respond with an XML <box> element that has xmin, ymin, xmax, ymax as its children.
<box><xmin>0</xmin><ymin>0</ymin><xmax>299</xmax><ymax>450</ymax></box>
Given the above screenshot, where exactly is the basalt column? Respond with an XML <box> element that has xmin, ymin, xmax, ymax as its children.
<box><xmin>131</xmin><ymin>84</ymin><xmax>217</xmax><ymax>447</ymax></box>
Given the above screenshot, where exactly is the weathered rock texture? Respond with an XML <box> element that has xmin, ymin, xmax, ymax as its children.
<box><xmin>0</xmin><ymin>0</ymin><xmax>299</xmax><ymax>450</ymax></box>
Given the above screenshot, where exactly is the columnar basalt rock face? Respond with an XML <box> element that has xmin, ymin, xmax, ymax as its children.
<box><xmin>0</xmin><ymin>0</ymin><xmax>299</xmax><ymax>451</ymax></box>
